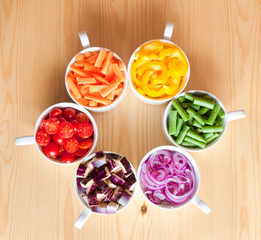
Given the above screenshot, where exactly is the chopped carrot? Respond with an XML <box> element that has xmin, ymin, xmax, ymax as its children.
<box><xmin>115</xmin><ymin>87</ymin><xmax>123</xmax><ymax>96</ymax></box>
<box><xmin>89</xmin><ymin>101</ymin><xmax>98</xmax><ymax>107</ymax></box>
<box><xmin>77</xmin><ymin>85</ymin><xmax>89</xmax><ymax>95</ymax></box>
<box><xmin>92</xmin><ymin>73</ymin><xmax>110</xmax><ymax>85</ymax></box>
<box><xmin>70</xmin><ymin>66</ymin><xmax>89</xmax><ymax>77</ymax></box>
<box><xmin>84</xmin><ymin>94</ymin><xmax>111</xmax><ymax>105</ymax></box>
<box><xmin>100</xmin><ymin>78</ymin><xmax>121</xmax><ymax>98</ymax></box>
<box><xmin>66</xmin><ymin>77</ymin><xmax>82</xmax><ymax>99</ymax></box>
<box><xmin>105</xmin><ymin>65</ymin><xmax>114</xmax><ymax>81</ymax></box>
<box><xmin>94</xmin><ymin>49</ymin><xmax>107</xmax><ymax>68</ymax></box>
<box><xmin>84</xmin><ymin>63</ymin><xmax>102</xmax><ymax>74</ymax></box>
<box><xmin>101</xmin><ymin>51</ymin><xmax>113</xmax><ymax>75</ymax></box>
<box><xmin>89</xmin><ymin>85</ymin><xmax>107</xmax><ymax>93</ymax></box>
<box><xmin>75</xmin><ymin>54</ymin><xmax>85</xmax><ymax>61</ymax></box>
<box><xmin>77</xmin><ymin>78</ymin><xmax>97</xmax><ymax>84</ymax></box>
<box><xmin>118</xmin><ymin>60</ymin><xmax>125</xmax><ymax>71</ymax></box>
<box><xmin>70</xmin><ymin>92</ymin><xmax>89</xmax><ymax>106</ymax></box>
<box><xmin>111</xmin><ymin>63</ymin><xmax>124</xmax><ymax>82</ymax></box>
<box><xmin>106</xmin><ymin>89</ymin><xmax>115</xmax><ymax>100</ymax></box>
<box><xmin>84</xmin><ymin>52</ymin><xmax>93</xmax><ymax>58</ymax></box>
<box><xmin>84</xmin><ymin>54</ymin><xmax>99</xmax><ymax>64</ymax></box>
<box><xmin>74</xmin><ymin>61</ymin><xmax>85</xmax><ymax>67</ymax></box>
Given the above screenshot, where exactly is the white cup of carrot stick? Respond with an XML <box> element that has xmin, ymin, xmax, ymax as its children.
<box><xmin>127</xmin><ymin>22</ymin><xmax>190</xmax><ymax>105</ymax></box>
<box><xmin>65</xmin><ymin>31</ymin><xmax>128</xmax><ymax>112</ymax></box>
<box><xmin>163</xmin><ymin>90</ymin><xmax>246</xmax><ymax>152</ymax></box>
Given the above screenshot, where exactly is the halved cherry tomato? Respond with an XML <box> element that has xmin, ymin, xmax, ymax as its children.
<box><xmin>57</xmin><ymin>145</ymin><xmax>65</xmax><ymax>157</ymax></box>
<box><xmin>77</xmin><ymin>123</ymin><xmax>93</xmax><ymax>138</ymax></box>
<box><xmin>74</xmin><ymin>148</ymin><xmax>87</xmax><ymax>157</ymax></box>
<box><xmin>44</xmin><ymin>142</ymin><xmax>60</xmax><ymax>157</ymax></box>
<box><xmin>62</xmin><ymin>152</ymin><xmax>75</xmax><ymax>164</ymax></box>
<box><xmin>49</xmin><ymin>108</ymin><xmax>62</xmax><ymax>118</ymax></box>
<box><xmin>35</xmin><ymin>129</ymin><xmax>50</xmax><ymax>146</ymax></box>
<box><xmin>58</xmin><ymin>117</ymin><xmax>66</xmax><ymax>123</ymax></box>
<box><xmin>39</xmin><ymin>119</ymin><xmax>47</xmax><ymax>130</ymax></box>
<box><xmin>71</xmin><ymin>120</ymin><xmax>80</xmax><ymax>133</ymax></box>
<box><xmin>75</xmin><ymin>113</ymin><xmax>89</xmax><ymax>123</ymax></box>
<box><xmin>52</xmin><ymin>133</ymin><xmax>65</xmax><ymax>145</ymax></box>
<box><xmin>78</xmin><ymin>137</ymin><xmax>93</xmax><ymax>150</ymax></box>
<box><xmin>58</xmin><ymin>122</ymin><xmax>74</xmax><ymax>139</ymax></box>
<box><xmin>63</xmin><ymin>107</ymin><xmax>76</xmax><ymax>121</ymax></box>
<box><xmin>64</xmin><ymin>137</ymin><xmax>79</xmax><ymax>153</ymax></box>
<box><xmin>45</xmin><ymin>117</ymin><xmax>60</xmax><ymax>135</ymax></box>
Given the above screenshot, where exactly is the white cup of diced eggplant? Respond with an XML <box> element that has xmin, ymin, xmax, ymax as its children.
<box><xmin>74</xmin><ymin>151</ymin><xmax>137</xmax><ymax>229</ymax></box>
<box><xmin>163</xmin><ymin>90</ymin><xmax>246</xmax><ymax>152</ymax></box>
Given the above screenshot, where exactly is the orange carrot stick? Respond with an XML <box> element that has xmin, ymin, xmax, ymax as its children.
<box><xmin>84</xmin><ymin>63</ymin><xmax>102</xmax><ymax>74</ymax></box>
<box><xmin>70</xmin><ymin>92</ymin><xmax>89</xmax><ymax>106</ymax></box>
<box><xmin>111</xmin><ymin>63</ymin><xmax>125</xmax><ymax>82</ymax></box>
<box><xmin>89</xmin><ymin>100</ymin><xmax>98</xmax><ymax>107</ymax></box>
<box><xmin>115</xmin><ymin>87</ymin><xmax>123</xmax><ymax>96</ymax></box>
<box><xmin>91</xmin><ymin>73</ymin><xmax>110</xmax><ymax>85</ymax></box>
<box><xmin>84</xmin><ymin>94</ymin><xmax>111</xmax><ymax>105</ymax></box>
<box><xmin>94</xmin><ymin>49</ymin><xmax>107</xmax><ymax>68</ymax></box>
<box><xmin>118</xmin><ymin>61</ymin><xmax>125</xmax><ymax>71</ymax></box>
<box><xmin>75</xmin><ymin>54</ymin><xmax>85</xmax><ymax>61</ymax></box>
<box><xmin>66</xmin><ymin>77</ymin><xmax>82</xmax><ymax>99</ymax></box>
<box><xmin>77</xmin><ymin>78</ymin><xmax>97</xmax><ymax>84</ymax></box>
<box><xmin>84</xmin><ymin>52</ymin><xmax>93</xmax><ymax>58</ymax></box>
<box><xmin>70</xmin><ymin>66</ymin><xmax>89</xmax><ymax>77</ymax></box>
<box><xmin>74</xmin><ymin>61</ymin><xmax>85</xmax><ymax>67</ymax></box>
<box><xmin>101</xmin><ymin>51</ymin><xmax>113</xmax><ymax>75</ymax></box>
<box><xmin>85</xmin><ymin>54</ymin><xmax>98</xmax><ymax>64</ymax></box>
<box><xmin>100</xmin><ymin>78</ymin><xmax>121</xmax><ymax>98</ymax></box>
<box><xmin>89</xmin><ymin>85</ymin><xmax>107</xmax><ymax>93</ymax></box>
<box><xmin>106</xmin><ymin>89</ymin><xmax>115</xmax><ymax>100</ymax></box>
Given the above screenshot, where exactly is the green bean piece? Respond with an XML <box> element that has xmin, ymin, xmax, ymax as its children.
<box><xmin>215</xmin><ymin>115</ymin><xmax>223</xmax><ymax>125</ymax></box>
<box><xmin>193</xmin><ymin>96</ymin><xmax>215</xmax><ymax>109</ymax></box>
<box><xmin>202</xmin><ymin>132</ymin><xmax>214</xmax><ymax>139</ymax></box>
<box><xmin>187</xmin><ymin>130</ymin><xmax>206</xmax><ymax>143</ymax></box>
<box><xmin>181</xmin><ymin>103</ymin><xmax>190</xmax><ymax>108</ymax></box>
<box><xmin>202</xmin><ymin>125</ymin><xmax>223</xmax><ymax>133</ymax></box>
<box><xmin>206</xmin><ymin>103</ymin><xmax>221</xmax><ymax>125</ymax></box>
<box><xmin>206</xmin><ymin>133</ymin><xmax>219</xmax><ymax>143</ymax></box>
<box><xmin>171</xmin><ymin>100</ymin><xmax>190</xmax><ymax>122</ymax></box>
<box><xmin>168</xmin><ymin>110</ymin><xmax>177</xmax><ymax>135</ymax></box>
<box><xmin>184</xmin><ymin>93</ymin><xmax>194</xmax><ymax>101</ymax></box>
<box><xmin>177</xmin><ymin>96</ymin><xmax>186</xmax><ymax>103</ymax></box>
<box><xmin>192</xmin><ymin>119</ymin><xmax>202</xmax><ymax>128</ymax></box>
<box><xmin>218</xmin><ymin>108</ymin><xmax>225</xmax><ymax>119</ymax></box>
<box><xmin>181</xmin><ymin>141</ymin><xmax>197</xmax><ymax>147</ymax></box>
<box><xmin>202</xmin><ymin>94</ymin><xmax>212</xmax><ymax>100</ymax></box>
<box><xmin>197</xmin><ymin>107</ymin><xmax>209</xmax><ymax>115</ymax></box>
<box><xmin>176</xmin><ymin>125</ymin><xmax>190</xmax><ymax>144</ymax></box>
<box><xmin>174</xmin><ymin>118</ymin><xmax>184</xmax><ymax>137</ymax></box>
<box><xmin>181</xmin><ymin>103</ymin><xmax>200</xmax><ymax>111</ymax></box>
<box><xmin>187</xmin><ymin>107</ymin><xmax>206</xmax><ymax>126</ymax></box>
<box><xmin>195</xmin><ymin>128</ymin><xmax>202</xmax><ymax>134</ymax></box>
<box><xmin>184</xmin><ymin>136</ymin><xmax>206</xmax><ymax>148</ymax></box>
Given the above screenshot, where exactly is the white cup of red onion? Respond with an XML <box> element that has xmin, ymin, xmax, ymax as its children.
<box><xmin>14</xmin><ymin>102</ymin><xmax>98</xmax><ymax>165</ymax></box>
<box><xmin>74</xmin><ymin>151</ymin><xmax>137</xmax><ymax>229</ymax></box>
<box><xmin>163</xmin><ymin>90</ymin><xmax>246</xmax><ymax>152</ymax></box>
<box><xmin>137</xmin><ymin>145</ymin><xmax>211</xmax><ymax>214</ymax></box>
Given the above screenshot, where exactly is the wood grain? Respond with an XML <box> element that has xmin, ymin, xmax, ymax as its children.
<box><xmin>0</xmin><ymin>0</ymin><xmax>260</xmax><ymax>239</ymax></box>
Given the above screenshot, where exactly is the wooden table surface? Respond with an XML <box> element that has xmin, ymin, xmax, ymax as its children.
<box><xmin>0</xmin><ymin>0</ymin><xmax>260</xmax><ymax>239</ymax></box>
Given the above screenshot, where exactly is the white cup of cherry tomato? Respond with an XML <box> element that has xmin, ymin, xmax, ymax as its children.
<box><xmin>15</xmin><ymin>102</ymin><xmax>98</xmax><ymax>165</ymax></box>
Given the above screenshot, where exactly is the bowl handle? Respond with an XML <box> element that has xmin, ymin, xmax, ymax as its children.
<box><xmin>74</xmin><ymin>208</ymin><xmax>92</xmax><ymax>229</ymax></box>
<box><xmin>79</xmin><ymin>31</ymin><xmax>91</xmax><ymax>49</ymax></box>
<box><xmin>15</xmin><ymin>136</ymin><xmax>35</xmax><ymax>146</ymax></box>
<box><xmin>192</xmin><ymin>195</ymin><xmax>211</xmax><ymax>214</ymax></box>
<box><xmin>163</xmin><ymin>22</ymin><xmax>174</xmax><ymax>41</ymax></box>
<box><xmin>227</xmin><ymin>110</ymin><xmax>246</xmax><ymax>122</ymax></box>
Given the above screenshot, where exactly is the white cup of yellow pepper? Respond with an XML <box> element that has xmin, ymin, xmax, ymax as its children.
<box><xmin>127</xmin><ymin>22</ymin><xmax>190</xmax><ymax>105</ymax></box>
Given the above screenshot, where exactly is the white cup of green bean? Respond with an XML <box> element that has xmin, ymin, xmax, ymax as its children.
<box><xmin>163</xmin><ymin>90</ymin><xmax>246</xmax><ymax>152</ymax></box>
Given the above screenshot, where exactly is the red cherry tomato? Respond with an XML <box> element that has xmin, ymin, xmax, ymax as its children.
<box><xmin>57</xmin><ymin>145</ymin><xmax>65</xmax><ymax>157</ymax></box>
<box><xmin>58</xmin><ymin>122</ymin><xmax>74</xmax><ymax>139</ymax></box>
<box><xmin>64</xmin><ymin>137</ymin><xmax>79</xmax><ymax>153</ymax></box>
<box><xmin>39</xmin><ymin>119</ymin><xmax>47</xmax><ymax>130</ymax></box>
<box><xmin>49</xmin><ymin>108</ymin><xmax>62</xmax><ymax>118</ymax></box>
<box><xmin>62</xmin><ymin>152</ymin><xmax>75</xmax><ymax>164</ymax></box>
<box><xmin>52</xmin><ymin>133</ymin><xmax>65</xmax><ymax>145</ymax></box>
<box><xmin>58</xmin><ymin>117</ymin><xmax>66</xmax><ymax>123</ymax></box>
<box><xmin>75</xmin><ymin>113</ymin><xmax>89</xmax><ymax>123</ymax></box>
<box><xmin>44</xmin><ymin>142</ymin><xmax>60</xmax><ymax>157</ymax></box>
<box><xmin>74</xmin><ymin>148</ymin><xmax>87</xmax><ymax>157</ymax></box>
<box><xmin>45</xmin><ymin>117</ymin><xmax>60</xmax><ymax>135</ymax></box>
<box><xmin>35</xmin><ymin>129</ymin><xmax>50</xmax><ymax>146</ymax></box>
<box><xmin>77</xmin><ymin>123</ymin><xmax>93</xmax><ymax>138</ymax></box>
<box><xmin>63</xmin><ymin>107</ymin><xmax>76</xmax><ymax>121</ymax></box>
<box><xmin>71</xmin><ymin>120</ymin><xmax>80</xmax><ymax>133</ymax></box>
<box><xmin>78</xmin><ymin>138</ymin><xmax>93</xmax><ymax>150</ymax></box>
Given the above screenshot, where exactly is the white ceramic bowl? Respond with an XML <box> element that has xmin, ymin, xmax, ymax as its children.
<box><xmin>127</xmin><ymin>23</ymin><xmax>190</xmax><ymax>105</ymax></box>
<box><xmin>15</xmin><ymin>102</ymin><xmax>98</xmax><ymax>165</ymax></box>
<box><xmin>74</xmin><ymin>151</ymin><xmax>137</xmax><ymax>228</ymax></box>
<box><xmin>65</xmin><ymin>32</ymin><xmax>128</xmax><ymax>112</ymax></box>
<box><xmin>163</xmin><ymin>90</ymin><xmax>246</xmax><ymax>152</ymax></box>
<box><xmin>137</xmin><ymin>145</ymin><xmax>210</xmax><ymax>213</ymax></box>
